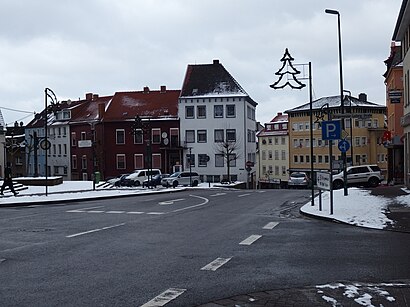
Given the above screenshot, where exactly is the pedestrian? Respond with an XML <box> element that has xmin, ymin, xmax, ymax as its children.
<box><xmin>1</xmin><ymin>163</ymin><xmax>18</xmax><ymax>196</ymax></box>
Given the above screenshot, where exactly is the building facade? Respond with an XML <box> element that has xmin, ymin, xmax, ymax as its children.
<box><xmin>286</xmin><ymin>94</ymin><xmax>388</xmax><ymax>181</ymax></box>
<box><xmin>256</xmin><ymin>112</ymin><xmax>289</xmax><ymax>188</ymax></box>
<box><xmin>179</xmin><ymin>59</ymin><xmax>258</xmax><ymax>183</ymax></box>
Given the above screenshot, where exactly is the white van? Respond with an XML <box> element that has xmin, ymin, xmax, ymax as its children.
<box><xmin>122</xmin><ymin>169</ymin><xmax>161</xmax><ymax>186</ymax></box>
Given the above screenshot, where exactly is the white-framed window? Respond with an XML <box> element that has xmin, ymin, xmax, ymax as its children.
<box><xmin>262</xmin><ymin>150</ymin><xmax>266</xmax><ymax>160</ymax></box>
<box><xmin>81</xmin><ymin>155</ymin><xmax>87</xmax><ymax>169</ymax></box>
<box><xmin>197</xmin><ymin>105</ymin><xmax>206</xmax><ymax>118</ymax></box>
<box><xmin>81</xmin><ymin>131</ymin><xmax>87</xmax><ymax>140</ymax></box>
<box><xmin>116</xmin><ymin>129</ymin><xmax>125</xmax><ymax>144</ymax></box>
<box><xmin>197</xmin><ymin>130</ymin><xmax>207</xmax><ymax>143</ymax></box>
<box><xmin>214</xmin><ymin>105</ymin><xmax>223</xmax><ymax>118</ymax></box>
<box><xmin>185</xmin><ymin>106</ymin><xmax>194</xmax><ymax>119</ymax></box>
<box><xmin>281</xmin><ymin>137</ymin><xmax>286</xmax><ymax>145</ymax></box>
<box><xmin>198</xmin><ymin>154</ymin><xmax>209</xmax><ymax>167</ymax></box>
<box><xmin>152</xmin><ymin>128</ymin><xmax>161</xmax><ymax>144</ymax></box>
<box><xmin>274</xmin><ymin>150</ymin><xmax>279</xmax><ymax>160</ymax></box>
<box><xmin>134</xmin><ymin>129</ymin><xmax>143</xmax><ymax>144</ymax></box>
<box><xmin>268</xmin><ymin>150</ymin><xmax>273</xmax><ymax>160</ymax></box>
<box><xmin>170</xmin><ymin>128</ymin><xmax>179</xmax><ymax>147</ymax></box>
<box><xmin>226</xmin><ymin>129</ymin><xmax>236</xmax><ymax>142</ymax></box>
<box><xmin>116</xmin><ymin>154</ymin><xmax>126</xmax><ymax>169</ymax></box>
<box><xmin>214</xmin><ymin>129</ymin><xmax>224</xmax><ymax>142</ymax></box>
<box><xmin>72</xmin><ymin>155</ymin><xmax>77</xmax><ymax>169</ymax></box>
<box><xmin>281</xmin><ymin>150</ymin><xmax>286</xmax><ymax>160</ymax></box>
<box><xmin>215</xmin><ymin>154</ymin><xmax>224</xmax><ymax>167</ymax></box>
<box><xmin>134</xmin><ymin>154</ymin><xmax>144</xmax><ymax>169</ymax></box>
<box><xmin>186</xmin><ymin>130</ymin><xmax>195</xmax><ymax>143</ymax></box>
<box><xmin>152</xmin><ymin>153</ymin><xmax>161</xmax><ymax>169</ymax></box>
<box><xmin>228</xmin><ymin>154</ymin><xmax>236</xmax><ymax>167</ymax></box>
<box><xmin>71</xmin><ymin>132</ymin><xmax>77</xmax><ymax>147</ymax></box>
<box><xmin>226</xmin><ymin>105</ymin><xmax>236</xmax><ymax>117</ymax></box>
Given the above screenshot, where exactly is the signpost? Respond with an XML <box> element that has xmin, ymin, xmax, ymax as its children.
<box><xmin>322</xmin><ymin>120</ymin><xmax>341</xmax><ymax>140</ymax></box>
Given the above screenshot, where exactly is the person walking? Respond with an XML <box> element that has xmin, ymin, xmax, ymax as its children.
<box><xmin>1</xmin><ymin>163</ymin><xmax>18</xmax><ymax>196</ymax></box>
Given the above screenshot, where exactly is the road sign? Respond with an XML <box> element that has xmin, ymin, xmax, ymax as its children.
<box><xmin>322</xmin><ymin>120</ymin><xmax>341</xmax><ymax>140</ymax></box>
<box><xmin>40</xmin><ymin>139</ymin><xmax>51</xmax><ymax>150</ymax></box>
<box><xmin>317</xmin><ymin>171</ymin><xmax>330</xmax><ymax>191</ymax></box>
<box><xmin>78</xmin><ymin>140</ymin><xmax>92</xmax><ymax>148</ymax></box>
<box><xmin>338</xmin><ymin>140</ymin><xmax>350</xmax><ymax>153</ymax></box>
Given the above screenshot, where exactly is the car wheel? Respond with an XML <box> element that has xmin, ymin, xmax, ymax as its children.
<box><xmin>192</xmin><ymin>180</ymin><xmax>198</xmax><ymax>187</ymax></box>
<box><xmin>172</xmin><ymin>181</ymin><xmax>178</xmax><ymax>188</ymax></box>
<box><xmin>368</xmin><ymin>177</ymin><xmax>379</xmax><ymax>187</ymax></box>
<box><xmin>333</xmin><ymin>180</ymin><xmax>343</xmax><ymax>190</ymax></box>
<box><xmin>134</xmin><ymin>180</ymin><xmax>141</xmax><ymax>187</ymax></box>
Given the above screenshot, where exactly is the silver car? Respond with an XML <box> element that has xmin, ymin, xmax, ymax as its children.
<box><xmin>161</xmin><ymin>171</ymin><xmax>200</xmax><ymax>188</ymax></box>
<box><xmin>288</xmin><ymin>172</ymin><xmax>310</xmax><ymax>189</ymax></box>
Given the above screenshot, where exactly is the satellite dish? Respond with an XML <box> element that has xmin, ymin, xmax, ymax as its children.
<box><xmin>67</xmin><ymin>99</ymin><xmax>72</xmax><ymax>106</ymax></box>
<box><xmin>163</xmin><ymin>138</ymin><xmax>169</xmax><ymax>146</ymax></box>
<box><xmin>162</xmin><ymin>132</ymin><xmax>168</xmax><ymax>139</ymax></box>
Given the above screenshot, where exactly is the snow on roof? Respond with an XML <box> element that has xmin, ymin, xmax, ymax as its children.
<box><xmin>286</xmin><ymin>95</ymin><xmax>385</xmax><ymax>113</ymax></box>
<box><xmin>0</xmin><ymin>109</ymin><xmax>6</xmax><ymax>128</ymax></box>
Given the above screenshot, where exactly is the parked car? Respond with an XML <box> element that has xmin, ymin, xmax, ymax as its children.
<box><xmin>161</xmin><ymin>171</ymin><xmax>200</xmax><ymax>188</ymax></box>
<box><xmin>107</xmin><ymin>173</ymin><xmax>130</xmax><ymax>187</ymax></box>
<box><xmin>332</xmin><ymin>164</ymin><xmax>384</xmax><ymax>189</ymax></box>
<box><xmin>143</xmin><ymin>174</ymin><xmax>170</xmax><ymax>188</ymax></box>
<box><xmin>287</xmin><ymin>172</ymin><xmax>310</xmax><ymax>189</ymax></box>
<box><xmin>121</xmin><ymin>169</ymin><xmax>161</xmax><ymax>187</ymax></box>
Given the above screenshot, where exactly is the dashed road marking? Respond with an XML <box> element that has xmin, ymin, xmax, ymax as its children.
<box><xmin>201</xmin><ymin>257</ymin><xmax>232</xmax><ymax>271</ymax></box>
<box><xmin>263</xmin><ymin>222</ymin><xmax>280</xmax><ymax>230</ymax></box>
<box><xmin>66</xmin><ymin>223</ymin><xmax>125</xmax><ymax>238</ymax></box>
<box><xmin>87</xmin><ymin>211</ymin><xmax>105</xmax><ymax>214</ymax></box>
<box><xmin>126</xmin><ymin>211</ymin><xmax>144</xmax><ymax>215</ymax></box>
<box><xmin>141</xmin><ymin>288</ymin><xmax>186</xmax><ymax>307</ymax></box>
<box><xmin>239</xmin><ymin>235</ymin><xmax>262</xmax><ymax>245</ymax></box>
<box><xmin>158</xmin><ymin>198</ymin><xmax>185</xmax><ymax>205</ymax></box>
<box><xmin>106</xmin><ymin>211</ymin><xmax>125</xmax><ymax>214</ymax></box>
<box><xmin>209</xmin><ymin>192</ymin><xmax>226</xmax><ymax>197</ymax></box>
<box><xmin>238</xmin><ymin>193</ymin><xmax>251</xmax><ymax>197</ymax></box>
<box><xmin>146</xmin><ymin>212</ymin><xmax>165</xmax><ymax>215</ymax></box>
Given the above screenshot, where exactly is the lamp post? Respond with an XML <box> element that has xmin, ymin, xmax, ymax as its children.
<box><xmin>325</xmin><ymin>9</ymin><xmax>348</xmax><ymax>196</ymax></box>
<box><xmin>343</xmin><ymin>90</ymin><xmax>354</xmax><ymax>165</ymax></box>
<box><xmin>44</xmin><ymin>88</ymin><xmax>59</xmax><ymax>196</ymax></box>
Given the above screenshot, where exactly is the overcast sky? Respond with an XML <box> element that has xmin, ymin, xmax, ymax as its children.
<box><xmin>0</xmin><ymin>0</ymin><xmax>403</xmax><ymax>127</ymax></box>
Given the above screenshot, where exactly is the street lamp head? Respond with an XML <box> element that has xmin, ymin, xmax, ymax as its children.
<box><xmin>325</xmin><ymin>9</ymin><xmax>340</xmax><ymax>16</ymax></box>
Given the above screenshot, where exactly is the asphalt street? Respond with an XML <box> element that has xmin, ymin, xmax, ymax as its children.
<box><xmin>0</xmin><ymin>188</ymin><xmax>409</xmax><ymax>306</ymax></box>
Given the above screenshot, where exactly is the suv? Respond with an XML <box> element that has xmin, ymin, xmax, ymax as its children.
<box><xmin>122</xmin><ymin>169</ymin><xmax>161</xmax><ymax>186</ymax></box>
<box><xmin>288</xmin><ymin>172</ymin><xmax>310</xmax><ymax>189</ymax></box>
<box><xmin>332</xmin><ymin>165</ymin><xmax>384</xmax><ymax>189</ymax></box>
<box><xmin>161</xmin><ymin>171</ymin><xmax>200</xmax><ymax>188</ymax></box>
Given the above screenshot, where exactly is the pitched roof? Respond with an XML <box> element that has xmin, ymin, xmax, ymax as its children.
<box><xmin>69</xmin><ymin>95</ymin><xmax>113</xmax><ymax>124</ymax></box>
<box><xmin>103</xmin><ymin>87</ymin><xmax>180</xmax><ymax>121</ymax></box>
<box><xmin>285</xmin><ymin>95</ymin><xmax>385</xmax><ymax>114</ymax></box>
<box><xmin>180</xmin><ymin>59</ymin><xmax>257</xmax><ymax>106</ymax></box>
<box><xmin>270</xmin><ymin>113</ymin><xmax>288</xmax><ymax>123</ymax></box>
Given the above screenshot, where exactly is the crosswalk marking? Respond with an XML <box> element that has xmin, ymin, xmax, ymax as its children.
<box><xmin>263</xmin><ymin>222</ymin><xmax>280</xmax><ymax>230</ymax></box>
<box><xmin>201</xmin><ymin>257</ymin><xmax>232</xmax><ymax>271</ymax></box>
<box><xmin>239</xmin><ymin>235</ymin><xmax>262</xmax><ymax>245</ymax></box>
<box><xmin>141</xmin><ymin>288</ymin><xmax>186</xmax><ymax>307</ymax></box>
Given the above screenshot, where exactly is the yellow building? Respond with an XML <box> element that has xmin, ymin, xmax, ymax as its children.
<box><xmin>256</xmin><ymin>113</ymin><xmax>289</xmax><ymax>188</ymax></box>
<box><xmin>285</xmin><ymin>94</ymin><xmax>388</xmax><ymax>181</ymax></box>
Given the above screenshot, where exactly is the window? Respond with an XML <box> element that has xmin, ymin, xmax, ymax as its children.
<box><xmin>134</xmin><ymin>129</ymin><xmax>143</xmax><ymax>144</ymax></box>
<box><xmin>292</xmin><ymin>123</ymin><xmax>298</xmax><ymax>131</ymax></box>
<box><xmin>62</xmin><ymin>127</ymin><xmax>67</xmax><ymax>136</ymax></box>
<box><xmin>268</xmin><ymin>138</ymin><xmax>272</xmax><ymax>144</ymax></box>
<box><xmin>298</xmin><ymin>123</ymin><xmax>304</xmax><ymax>130</ymax></box>
<box><xmin>361</xmin><ymin>137</ymin><xmax>367</xmax><ymax>146</ymax></box>
<box><xmin>214</xmin><ymin>129</ymin><xmax>224</xmax><ymax>142</ymax></box>
<box><xmin>300</xmin><ymin>155</ymin><xmax>304</xmax><ymax>163</ymax></box>
<box><xmin>293</xmin><ymin>139</ymin><xmax>299</xmax><ymax>148</ymax></box>
<box><xmin>268</xmin><ymin>150</ymin><xmax>273</xmax><ymax>160</ymax></box>
<box><xmin>170</xmin><ymin>128</ymin><xmax>179</xmax><ymax>147</ymax></box>
<box><xmin>214</xmin><ymin>105</ymin><xmax>223</xmax><ymax>118</ymax></box>
<box><xmin>228</xmin><ymin>154</ymin><xmax>236</xmax><ymax>167</ymax></box>
<box><xmin>71</xmin><ymin>132</ymin><xmax>77</xmax><ymax>147</ymax></box>
<box><xmin>294</xmin><ymin>155</ymin><xmax>298</xmax><ymax>163</ymax></box>
<box><xmin>15</xmin><ymin>156</ymin><xmax>22</xmax><ymax>165</ymax></box>
<box><xmin>198</xmin><ymin>154</ymin><xmax>209</xmax><ymax>167</ymax></box>
<box><xmin>281</xmin><ymin>150</ymin><xmax>286</xmax><ymax>160</ymax></box>
<box><xmin>226</xmin><ymin>105</ymin><xmax>236</xmax><ymax>117</ymax></box>
<box><xmin>262</xmin><ymin>150</ymin><xmax>266</xmax><ymax>160</ymax></box>
<box><xmin>64</xmin><ymin>144</ymin><xmax>67</xmax><ymax>155</ymax></box>
<box><xmin>274</xmin><ymin>124</ymin><xmax>279</xmax><ymax>130</ymax></box>
<box><xmin>81</xmin><ymin>131</ymin><xmax>86</xmax><ymax>140</ymax></box>
<box><xmin>215</xmin><ymin>154</ymin><xmax>224</xmax><ymax>167</ymax></box>
<box><xmin>197</xmin><ymin>130</ymin><xmax>207</xmax><ymax>143</ymax></box>
<box><xmin>281</xmin><ymin>137</ymin><xmax>286</xmax><ymax>145</ymax></box>
<box><xmin>152</xmin><ymin>154</ymin><xmax>161</xmax><ymax>169</ymax></box>
<box><xmin>306</xmin><ymin>155</ymin><xmax>310</xmax><ymax>163</ymax></box>
<box><xmin>58</xmin><ymin>144</ymin><xmax>62</xmax><ymax>155</ymax></box>
<box><xmin>355</xmin><ymin>137</ymin><xmax>361</xmax><ymax>146</ymax></box>
<box><xmin>282</xmin><ymin>123</ymin><xmax>288</xmax><ymax>130</ymax></box>
<box><xmin>72</xmin><ymin>155</ymin><xmax>77</xmax><ymax>169</ymax></box>
<box><xmin>185</xmin><ymin>106</ymin><xmax>194</xmax><ymax>118</ymax></box>
<box><xmin>54</xmin><ymin>166</ymin><xmax>59</xmax><ymax>174</ymax></box>
<box><xmin>82</xmin><ymin>155</ymin><xmax>87</xmax><ymax>169</ymax></box>
<box><xmin>134</xmin><ymin>154</ymin><xmax>144</xmax><ymax>169</ymax></box>
<box><xmin>274</xmin><ymin>150</ymin><xmax>279</xmax><ymax>160</ymax></box>
<box><xmin>274</xmin><ymin>137</ymin><xmax>279</xmax><ymax>145</ymax></box>
<box><xmin>186</xmin><ymin>153</ymin><xmax>195</xmax><ymax>167</ymax></box>
<box><xmin>318</xmin><ymin>155</ymin><xmax>323</xmax><ymax>163</ymax></box>
<box><xmin>226</xmin><ymin>129</ymin><xmax>236</xmax><ymax>142</ymax></box>
<box><xmin>282</xmin><ymin>166</ymin><xmax>286</xmax><ymax>175</ymax></box>
<box><xmin>197</xmin><ymin>105</ymin><xmax>206</xmax><ymax>118</ymax></box>
<box><xmin>152</xmin><ymin>128</ymin><xmax>161</xmax><ymax>144</ymax></box>
<box><xmin>53</xmin><ymin>144</ymin><xmax>56</xmax><ymax>155</ymax></box>
<box><xmin>275</xmin><ymin>166</ymin><xmax>279</xmax><ymax>176</ymax></box>
<box><xmin>186</xmin><ymin>130</ymin><xmax>195</xmax><ymax>143</ymax></box>
<box><xmin>116</xmin><ymin>154</ymin><xmax>126</xmax><ymax>169</ymax></box>
<box><xmin>116</xmin><ymin>129</ymin><xmax>125</xmax><ymax>144</ymax></box>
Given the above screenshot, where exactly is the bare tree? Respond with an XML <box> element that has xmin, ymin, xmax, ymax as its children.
<box><xmin>214</xmin><ymin>139</ymin><xmax>242</xmax><ymax>183</ymax></box>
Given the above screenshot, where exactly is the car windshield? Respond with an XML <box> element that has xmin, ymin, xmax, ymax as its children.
<box><xmin>291</xmin><ymin>173</ymin><xmax>306</xmax><ymax>178</ymax></box>
<box><xmin>170</xmin><ymin>172</ymin><xmax>181</xmax><ymax>178</ymax></box>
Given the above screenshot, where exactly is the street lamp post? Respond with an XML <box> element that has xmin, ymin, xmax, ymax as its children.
<box><xmin>325</xmin><ymin>8</ymin><xmax>348</xmax><ymax>196</ymax></box>
<box><xmin>44</xmin><ymin>88</ymin><xmax>59</xmax><ymax>196</ymax></box>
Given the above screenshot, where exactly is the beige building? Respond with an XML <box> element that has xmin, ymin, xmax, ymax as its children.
<box><xmin>285</xmin><ymin>94</ymin><xmax>388</xmax><ymax>182</ymax></box>
<box><xmin>256</xmin><ymin>113</ymin><xmax>289</xmax><ymax>188</ymax></box>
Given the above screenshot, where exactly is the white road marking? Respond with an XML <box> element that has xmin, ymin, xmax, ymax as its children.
<box><xmin>146</xmin><ymin>212</ymin><xmax>165</xmax><ymax>215</ymax></box>
<box><xmin>66</xmin><ymin>223</ymin><xmax>125</xmax><ymax>238</ymax></box>
<box><xmin>87</xmin><ymin>211</ymin><xmax>105</xmax><ymax>214</ymax></box>
<box><xmin>126</xmin><ymin>211</ymin><xmax>144</xmax><ymax>215</ymax></box>
<box><xmin>79</xmin><ymin>206</ymin><xmax>105</xmax><ymax>210</ymax></box>
<box><xmin>258</xmin><ymin>191</ymin><xmax>266</xmax><ymax>193</ymax></box>
<box><xmin>238</xmin><ymin>193</ymin><xmax>251</xmax><ymax>197</ymax></box>
<box><xmin>106</xmin><ymin>211</ymin><xmax>125</xmax><ymax>214</ymax></box>
<box><xmin>201</xmin><ymin>257</ymin><xmax>232</xmax><ymax>271</ymax></box>
<box><xmin>158</xmin><ymin>198</ymin><xmax>185</xmax><ymax>205</ymax></box>
<box><xmin>209</xmin><ymin>192</ymin><xmax>226</xmax><ymax>197</ymax></box>
<box><xmin>141</xmin><ymin>288</ymin><xmax>186</xmax><ymax>307</ymax></box>
<box><xmin>171</xmin><ymin>195</ymin><xmax>209</xmax><ymax>213</ymax></box>
<box><xmin>239</xmin><ymin>235</ymin><xmax>262</xmax><ymax>245</ymax></box>
<box><xmin>263</xmin><ymin>222</ymin><xmax>280</xmax><ymax>230</ymax></box>
<box><xmin>66</xmin><ymin>210</ymin><xmax>85</xmax><ymax>213</ymax></box>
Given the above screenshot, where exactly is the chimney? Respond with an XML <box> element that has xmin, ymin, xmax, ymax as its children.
<box><xmin>85</xmin><ymin>93</ymin><xmax>93</xmax><ymax>101</ymax></box>
<box><xmin>93</xmin><ymin>94</ymin><xmax>99</xmax><ymax>101</ymax></box>
<box><xmin>143</xmin><ymin>86</ymin><xmax>150</xmax><ymax>94</ymax></box>
<box><xmin>358</xmin><ymin>93</ymin><xmax>367</xmax><ymax>102</ymax></box>
<box><xmin>160</xmin><ymin>85</ymin><xmax>166</xmax><ymax>93</ymax></box>
<box><xmin>277</xmin><ymin>112</ymin><xmax>282</xmax><ymax>116</ymax></box>
<box><xmin>213</xmin><ymin>59</ymin><xmax>219</xmax><ymax>65</ymax></box>
<box><xmin>98</xmin><ymin>103</ymin><xmax>105</xmax><ymax>119</ymax></box>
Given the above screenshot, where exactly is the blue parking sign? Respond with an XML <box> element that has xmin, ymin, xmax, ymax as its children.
<box><xmin>322</xmin><ymin>120</ymin><xmax>341</xmax><ymax>140</ymax></box>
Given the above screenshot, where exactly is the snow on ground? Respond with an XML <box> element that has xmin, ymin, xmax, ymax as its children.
<box><xmin>301</xmin><ymin>188</ymin><xmax>395</xmax><ymax>230</ymax></box>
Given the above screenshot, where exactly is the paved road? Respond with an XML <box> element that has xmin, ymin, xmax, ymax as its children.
<box><xmin>0</xmin><ymin>188</ymin><xmax>409</xmax><ymax>306</ymax></box>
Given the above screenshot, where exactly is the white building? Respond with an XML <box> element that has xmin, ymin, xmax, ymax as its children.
<box><xmin>179</xmin><ymin>59</ymin><xmax>258</xmax><ymax>183</ymax></box>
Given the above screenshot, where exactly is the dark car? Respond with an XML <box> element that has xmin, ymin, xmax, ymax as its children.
<box><xmin>107</xmin><ymin>174</ymin><xmax>130</xmax><ymax>187</ymax></box>
<box><xmin>143</xmin><ymin>174</ymin><xmax>170</xmax><ymax>188</ymax></box>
